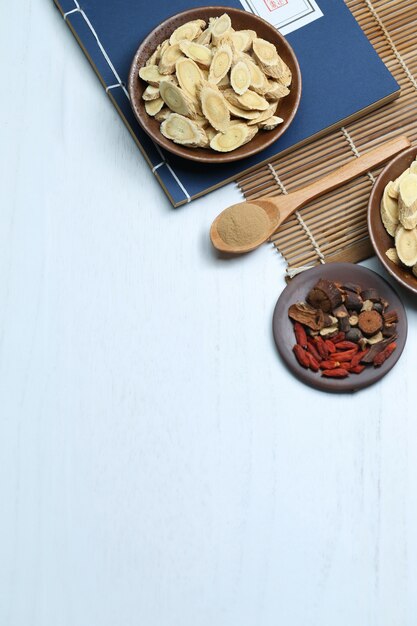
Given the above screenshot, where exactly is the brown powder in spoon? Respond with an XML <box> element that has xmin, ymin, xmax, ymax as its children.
<box><xmin>217</xmin><ymin>203</ymin><xmax>271</xmax><ymax>247</ymax></box>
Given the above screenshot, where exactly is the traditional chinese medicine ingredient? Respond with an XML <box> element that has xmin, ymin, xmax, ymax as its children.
<box><xmin>159</xmin><ymin>81</ymin><xmax>197</xmax><ymax>117</ymax></box>
<box><xmin>209</xmin><ymin>45</ymin><xmax>233</xmax><ymax>84</ymax></box>
<box><xmin>381</xmin><ymin>157</ymin><xmax>417</xmax><ymax>274</ymax></box>
<box><xmin>210</xmin><ymin>123</ymin><xmax>257</xmax><ymax>152</ymax></box>
<box><xmin>230</xmin><ymin>61</ymin><xmax>251</xmax><ymax>95</ymax></box>
<box><xmin>139</xmin><ymin>13</ymin><xmax>291</xmax><ymax>152</ymax></box>
<box><xmin>176</xmin><ymin>58</ymin><xmax>203</xmax><ymax>97</ymax></box>
<box><xmin>200</xmin><ymin>84</ymin><xmax>230</xmax><ymax>132</ymax></box>
<box><xmin>216</xmin><ymin>203</ymin><xmax>271</xmax><ymax>247</ymax></box>
<box><xmin>306</xmin><ymin>279</ymin><xmax>343</xmax><ymax>312</ymax></box>
<box><xmin>258</xmin><ymin>116</ymin><xmax>284</xmax><ymax>130</ymax></box>
<box><xmin>160</xmin><ymin>114</ymin><xmax>208</xmax><ymax>147</ymax></box>
<box><xmin>288</xmin><ymin>302</ymin><xmax>324</xmax><ymax>331</ymax></box>
<box><xmin>144</xmin><ymin>98</ymin><xmax>164</xmax><ymax>116</ymax></box>
<box><xmin>358</xmin><ymin>310</ymin><xmax>383</xmax><ymax>336</ymax></box>
<box><xmin>159</xmin><ymin>44</ymin><xmax>184</xmax><ymax>75</ymax></box>
<box><xmin>395</xmin><ymin>226</ymin><xmax>417</xmax><ymax>266</ymax></box>
<box><xmin>169</xmin><ymin>20</ymin><xmax>205</xmax><ymax>45</ymax></box>
<box><xmin>287</xmin><ymin>278</ymin><xmax>399</xmax><ymax>379</ymax></box>
<box><xmin>398</xmin><ymin>173</ymin><xmax>417</xmax><ymax>229</ymax></box>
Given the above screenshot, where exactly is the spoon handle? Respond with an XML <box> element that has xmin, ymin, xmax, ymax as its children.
<box><xmin>275</xmin><ymin>135</ymin><xmax>411</xmax><ymax>224</ymax></box>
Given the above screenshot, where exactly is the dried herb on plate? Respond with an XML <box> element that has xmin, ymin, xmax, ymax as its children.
<box><xmin>288</xmin><ymin>278</ymin><xmax>398</xmax><ymax>378</ymax></box>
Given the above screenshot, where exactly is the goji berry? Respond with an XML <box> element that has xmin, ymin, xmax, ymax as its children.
<box><xmin>324</xmin><ymin>339</ymin><xmax>336</xmax><ymax>353</ymax></box>
<box><xmin>319</xmin><ymin>360</ymin><xmax>341</xmax><ymax>370</ymax></box>
<box><xmin>306</xmin><ymin>339</ymin><xmax>322</xmax><ymax>362</ymax></box>
<box><xmin>331</xmin><ymin>332</ymin><xmax>345</xmax><ymax>343</ymax></box>
<box><xmin>314</xmin><ymin>336</ymin><xmax>329</xmax><ymax>358</ymax></box>
<box><xmin>306</xmin><ymin>352</ymin><xmax>320</xmax><ymax>372</ymax></box>
<box><xmin>293</xmin><ymin>322</ymin><xmax>308</xmax><ymax>348</ymax></box>
<box><xmin>335</xmin><ymin>340</ymin><xmax>358</xmax><ymax>350</ymax></box>
<box><xmin>329</xmin><ymin>349</ymin><xmax>358</xmax><ymax>362</ymax></box>
<box><xmin>373</xmin><ymin>342</ymin><xmax>396</xmax><ymax>366</ymax></box>
<box><xmin>350</xmin><ymin>349</ymin><xmax>369</xmax><ymax>368</ymax></box>
<box><xmin>321</xmin><ymin>368</ymin><xmax>349</xmax><ymax>378</ymax></box>
<box><xmin>293</xmin><ymin>344</ymin><xmax>310</xmax><ymax>368</ymax></box>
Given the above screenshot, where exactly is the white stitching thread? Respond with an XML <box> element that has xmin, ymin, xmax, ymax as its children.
<box><xmin>63</xmin><ymin>7</ymin><xmax>80</xmax><ymax>19</ymax></box>
<box><xmin>268</xmin><ymin>164</ymin><xmax>325</xmax><ymax>270</ymax></box>
<box><xmin>106</xmin><ymin>83</ymin><xmax>126</xmax><ymax>94</ymax></box>
<box><xmin>62</xmin><ymin>0</ymin><xmax>190</xmax><ymax>203</ymax></box>
<box><xmin>341</xmin><ymin>127</ymin><xmax>375</xmax><ymax>183</ymax></box>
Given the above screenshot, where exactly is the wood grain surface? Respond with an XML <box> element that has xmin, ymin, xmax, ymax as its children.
<box><xmin>0</xmin><ymin>2</ymin><xmax>417</xmax><ymax>625</ymax></box>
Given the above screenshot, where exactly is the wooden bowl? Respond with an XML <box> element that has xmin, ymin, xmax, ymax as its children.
<box><xmin>127</xmin><ymin>6</ymin><xmax>301</xmax><ymax>164</ymax></box>
<box><xmin>368</xmin><ymin>145</ymin><xmax>417</xmax><ymax>295</ymax></box>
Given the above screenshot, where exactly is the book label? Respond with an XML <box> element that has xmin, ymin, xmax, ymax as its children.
<box><xmin>239</xmin><ymin>0</ymin><xmax>323</xmax><ymax>35</ymax></box>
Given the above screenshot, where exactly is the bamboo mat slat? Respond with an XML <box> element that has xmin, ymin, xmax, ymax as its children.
<box><xmin>236</xmin><ymin>0</ymin><xmax>417</xmax><ymax>278</ymax></box>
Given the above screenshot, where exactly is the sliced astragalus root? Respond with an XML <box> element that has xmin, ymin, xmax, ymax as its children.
<box><xmin>144</xmin><ymin>98</ymin><xmax>164</xmax><ymax>116</ymax></box>
<box><xmin>243</xmin><ymin>59</ymin><xmax>268</xmax><ymax>92</ymax></box>
<box><xmin>179</xmin><ymin>40</ymin><xmax>212</xmax><ymax>67</ymax></box>
<box><xmin>230</xmin><ymin>61</ymin><xmax>251</xmax><ymax>95</ymax></box>
<box><xmin>253</xmin><ymin>37</ymin><xmax>279</xmax><ymax>66</ymax></box>
<box><xmin>261</xmin><ymin>56</ymin><xmax>291</xmax><ymax>83</ymax></box>
<box><xmin>392</xmin><ymin>168</ymin><xmax>410</xmax><ymax>197</ymax></box>
<box><xmin>385</xmin><ymin>248</ymin><xmax>400</xmax><ymax>265</ymax></box>
<box><xmin>142</xmin><ymin>85</ymin><xmax>160</xmax><ymax>101</ymax></box>
<box><xmin>139</xmin><ymin>65</ymin><xmax>174</xmax><ymax>86</ymax></box>
<box><xmin>258</xmin><ymin>116</ymin><xmax>284</xmax><ymax>130</ymax></box>
<box><xmin>210</xmin><ymin>13</ymin><xmax>232</xmax><ymax>45</ymax></box>
<box><xmin>146</xmin><ymin>40</ymin><xmax>169</xmax><ymax>66</ymax></box>
<box><xmin>176</xmin><ymin>58</ymin><xmax>203</xmax><ymax>97</ymax></box>
<box><xmin>265</xmin><ymin>80</ymin><xmax>290</xmax><ymax>100</ymax></box>
<box><xmin>208</xmin><ymin>45</ymin><xmax>233</xmax><ymax>84</ymax></box>
<box><xmin>146</xmin><ymin>47</ymin><xmax>159</xmax><ymax>67</ymax></box>
<box><xmin>223</xmin><ymin>88</ymin><xmax>269</xmax><ymax>111</ymax></box>
<box><xmin>154</xmin><ymin>107</ymin><xmax>171</xmax><ymax>122</ymax></box>
<box><xmin>160</xmin><ymin>113</ymin><xmax>208</xmax><ymax>147</ymax></box>
<box><xmin>200</xmin><ymin>84</ymin><xmax>230</xmax><ymax>132</ymax></box>
<box><xmin>205</xmin><ymin>126</ymin><xmax>217</xmax><ymax>141</ymax></box>
<box><xmin>158</xmin><ymin>45</ymin><xmax>183</xmax><ymax>75</ymax></box>
<box><xmin>217</xmin><ymin>73</ymin><xmax>230</xmax><ymax>88</ymax></box>
<box><xmin>169</xmin><ymin>20</ymin><xmax>205</xmax><ymax>45</ymax></box>
<box><xmin>395</xmin><ymin>226</ymin><xmax>417</xmax><ymax>266</ymax></box>
<box><xmin>196</xmin><ymin>28</ymin><xmax>212</xmax><ymax>45</ymax></box>
<box><xmin>225</xmin><ymin>101</ymin><xmax>262</xmax><ymax>120</ymax></box>
<box><xmin>247</xmin><ymin>102</ymin><xmax>277</xmax><ymax>125</ymax></box>
<box><xmin>232</xmin><ymin>29</ymin><xmax>256</xmax><ymax>52</ymax></box>
<box><xmin>210</xmin><ymin>123</ymin><xmax>258</xmax><ymax>152</ymax></box>
<box><xmin>388</xmin><ymin>181</ymin><xmax>399</xmax><ymax>199</ymax></box>
<box><xmin>160</xmin><ymin>81</ymin><xmax>197</xmax><ymax>117</ymax></box>
<box><xmin>398</xmin><ymin>173</ymin><xmax>417</xmax><ymax>229</ymax></box>
<box><xmin>380</xmin><ymin>181</ymin><xmax>399</xmax><ymax>236</ymax></box>
<box><xmin>193</xmin><ymin>115</ymin><xmax>209</xmax><ymax>129</ymax></box>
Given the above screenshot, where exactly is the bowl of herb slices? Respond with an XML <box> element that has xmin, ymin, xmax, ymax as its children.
<box><xmin>128</xmin><ymin>6</ymin><xmax>301</xmax><ymax>163</ymax></box>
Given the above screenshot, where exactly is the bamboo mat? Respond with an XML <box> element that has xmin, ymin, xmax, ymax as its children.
<box><xmin>237</xmin><ymin>0</ymin><xmax>417</xmax><ymax>278</ymax></box>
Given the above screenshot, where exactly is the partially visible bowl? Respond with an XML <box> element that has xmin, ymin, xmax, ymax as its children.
<box><xmin>127</xmin><ymin>6</ymin><xmax>302</xmax><ymax>164</ymax></box>
<box><xmin>368</xmin><ymin>145</ymin><xmax>417</xmax><ymax>295</ymax></box>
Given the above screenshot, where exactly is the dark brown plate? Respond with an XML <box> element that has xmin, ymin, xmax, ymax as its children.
<box><xmin>127</xmin><ymin>6</ymin><xmax>301</xmax><ymax>164</ymax></box>
<box><xmin>368</xmin><ymin>145</ymin><xmax>417</xmax><ymax>295</ymax></box>
<box><xmin>272</xmin><ymin>263</ymin><xmax>407</xmax><ymax>393</ymax></box>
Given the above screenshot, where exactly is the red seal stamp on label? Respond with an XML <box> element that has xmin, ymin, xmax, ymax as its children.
<box><xmin>262</xmin><ymin>0</ymin><xmax>288</xmax><ymax>11</ymax></box>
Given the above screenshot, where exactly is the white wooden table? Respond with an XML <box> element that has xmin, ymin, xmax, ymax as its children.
<box><xmin>1</xmin><ymin>2</ymin><xmax>416</xmax><ymax>624</ymax></box>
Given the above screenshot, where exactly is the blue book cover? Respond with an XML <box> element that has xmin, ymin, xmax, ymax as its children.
<box><xmin>54</xmin><ymin>0</ymin><xmax>399</xmax><ymax>206</ymax></box>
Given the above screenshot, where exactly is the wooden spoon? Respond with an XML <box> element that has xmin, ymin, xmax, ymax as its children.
<box><xmin>210</xmin><ymin>135</ymin><xmax>411</xmax><ymax>254</ymax></box>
